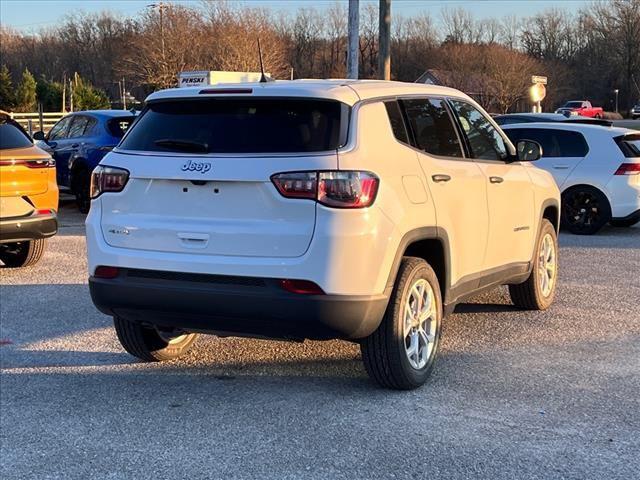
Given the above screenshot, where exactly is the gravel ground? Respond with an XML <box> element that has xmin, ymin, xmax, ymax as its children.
<box><xmin>1</xmin><ymin>201</ymin><xmax>639</xmax><ymax>480</ymax></box>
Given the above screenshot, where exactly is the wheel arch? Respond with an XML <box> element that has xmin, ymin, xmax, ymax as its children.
<box><xmin>385</xmin><ymin>227</ymin><xmax>451</xmax><ymax>306</ymax></box>
<box><xmin>561</xmin><ymin>183</ymin><xmax>613</xmax><ymax>213</ymax></box>
<box><xmin>541</xmin><ymin>198</ymin><xmax>560</xmax><ymax>233</ymax></box>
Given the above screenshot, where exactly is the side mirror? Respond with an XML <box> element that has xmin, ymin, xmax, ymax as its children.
<box><xmin>516</xmin><ymin>139</ymin><xmax>542</xmax><ymax>162</ymax></box>
<box><xmin>32</xmin><ymin>131</ymin><xmax>45</xmax><ymax>141</ymax></box>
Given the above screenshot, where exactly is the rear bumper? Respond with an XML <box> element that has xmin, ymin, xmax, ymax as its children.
<box><xmin>89</xmin><ymin>268</ymin><xmax>389</xmax><ymax>341</ymax></box>
<box><xmin>0</xmin><ymin>213</ymin><xmax>58</xmax><ymax>243</ymax></box>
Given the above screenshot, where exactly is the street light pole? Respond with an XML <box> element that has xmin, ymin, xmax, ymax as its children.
<box><xmin>614</xmin><ymin>89</ymin><xmax>619</xmax><ymax>113</ymax></box>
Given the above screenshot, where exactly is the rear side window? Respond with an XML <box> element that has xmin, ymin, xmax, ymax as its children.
<box><xmin>384</xmin><ymin>100</ymin><xmax>409</xmax><ymax>144</ymax></box>
<box><xmin>0</xmin><ymin>119</ymin><xmax>32</xmax><ymax>149</ymax></box>
<box><xmin>119</xmin><ymin>99</ymin><xmax>349</xmax><ymax>154</ymax></box>
<box><xmin>504</xmin><ymin>128</ymin><xmax>589</xmax><ymax>158</ymax></box>
<box><xmin>401</xmin><ymin>98</ymin><xmax>463</xmax><ymax>158</ymax></box>
<box><xmin>107</xmin><ymin>117</ymin><xmax>136</xmax><ymax>138</ymax></box>
<box><xmin>614</xmin><ymin>134</ymin><xmax>640</xmax><ymax>157</ymax></box>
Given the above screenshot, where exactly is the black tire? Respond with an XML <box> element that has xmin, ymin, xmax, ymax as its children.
<box><xmin>73</xmin><ymin>168</ymin><xmax>91</xmax><ymax>214</ymax></box>
<box><xmin>509</xmin><ymin>219</ymin><xmax>558</xmax><ymax>310</ymax></box>
<box><xmin>114</xmin><ymin>316</ymin><xmax>198</xmax><ymax>362</ymax></box>
<box><xmin>561</xmin><ymin>186</ymin><xmax>611</xmax><ymax>235</ymax></box>
<box><xmin>360</xmin><ymin>257</ymin><xmax>442</xmax><ymax>390</ymax></box>
<box><xmin>0</xmin><ymin>239</ymin><xmax>47</xmax><ymax>268</ymax></box>
<box><xmin>609</xmin><ymin>217</ymin><xmax>640</xmax><ymax>228</ymax></box>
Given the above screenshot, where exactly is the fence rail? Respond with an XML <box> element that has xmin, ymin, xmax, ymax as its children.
<box><xmin>9</xmin><ymin>112</ymin><xmax>66</xmax><ymax>135</ymax></box>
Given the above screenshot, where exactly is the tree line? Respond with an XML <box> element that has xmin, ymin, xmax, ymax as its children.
<box><xmin>0</xmin><ymin>0</ymin><xmax>638</xmax><ymax>114</ymax></box>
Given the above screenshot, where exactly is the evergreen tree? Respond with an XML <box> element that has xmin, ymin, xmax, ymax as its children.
<box><xmin>15</xmin><ymin>68</ymin><xmax>37</xmax><ymax>112</ymax></box>
<box><xmin>0</xmin><ymin>65</ymin><xmax>15</xmax><ymax>111</ymax></box>
<box><xmin>72</xmin><ymin>74</ymin><xmax>111</xmax><ymax>110</ymax></box>
<box><xmin>36</xmin><ymin>76</ymin><xmax>64</xmax><ymax>112</ymax></box>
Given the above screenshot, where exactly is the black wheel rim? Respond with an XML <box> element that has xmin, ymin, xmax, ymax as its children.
<box><xmin>564</xmin><ymin>191</ymin><xmax>602</xmax><ymax>229</ymax></box>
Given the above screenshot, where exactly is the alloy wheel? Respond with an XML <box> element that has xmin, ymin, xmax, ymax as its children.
<box><xmin>538</xmin><ymin>233</ymin><xmax>557</xmax><ymax>297</ymax></box>
<box><xmin>403</xmin><ymin>279</ymin><xmax>438</xmax><ymax>370</ymax></box>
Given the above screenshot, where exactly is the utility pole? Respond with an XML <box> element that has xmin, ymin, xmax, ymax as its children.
<box><xmin>378</xmin><ymin>0</ymin><xmax>391</xmax><ymax>80</ymax></box>
<box><xmin>347</xmin><ymin>0</ymin><xmax>359</xmax><ymax>79</ymax></box>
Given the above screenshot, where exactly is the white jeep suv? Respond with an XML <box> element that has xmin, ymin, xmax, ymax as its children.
<box><xmin>86</xmin><ymin>80</ymin><xmax>560</xmax><ymax>389</ymax></box>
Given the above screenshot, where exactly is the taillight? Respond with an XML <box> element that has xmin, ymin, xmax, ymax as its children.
<box><xmin>94</xmin><ymin>266</ymin><xmax>120</xmax><ymax>279</ymax></box>
<box><xmin>614</xmin><ymin>163</ymin><xmax>640</xmax><ymax>175</ymax></box>
<box><xmin>25</xmin><ymin>157</ymin><xmax>55</xmax><ymax>168</ymax></box>
<box><xmin>271</xmin><ymin>171</ymin><xmax>379</xmax><ymax>209</ymax></box>
<box><xmin>280</xmin><ymin>279</ymin><xmax>325</xmax><ymax>295</ymax></box>
<box><xmin>271</xmin><ymin>172</ymin><xmax>317</xmax><ymax>199</ymax></box>
<box><xmin>90</xmin><ymin>165</ymin><xmax>129</xmax><ymax>198</ymax></box>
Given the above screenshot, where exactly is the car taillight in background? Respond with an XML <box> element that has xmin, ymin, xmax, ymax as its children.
<box><xmin>614</xmin><ymin>163</ymin><xmax>640</xmax><ymax>175</ymax></box>
<box><xmin>0</xmin><ymin>157</ymin><xmax>55</xmax><ymax>168</ymax></box>
<box><xmin>90</xmin><ymin>165</ymin><xmax>130</xmax><ymax>198</ymax></box>
<box><xmin>271</xmin><ymin>171</ymin><xmax>379</xmax><ymax>208</ymax></box>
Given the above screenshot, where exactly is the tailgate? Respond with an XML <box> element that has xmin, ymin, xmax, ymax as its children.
<box><xmin>0</xmin><ymin>147</ymin><xmax>51</xmax><ymax>197</ymax></box>
<box><xmin>99</xmin><ymin>151</ymin><xmax>337</xmax><ymax>258</ymax></box>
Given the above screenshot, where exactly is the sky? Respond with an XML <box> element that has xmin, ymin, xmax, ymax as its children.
<box><xmin>0</xmin><ymin>0</ymin><xmax>594</xmax><ymax>32</ymax></box>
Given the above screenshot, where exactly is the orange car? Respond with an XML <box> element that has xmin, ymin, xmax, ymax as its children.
<box><xmin>0</xmin><ymin>111</ymin><xmax>58</xmax><ymax>267</ymax></box>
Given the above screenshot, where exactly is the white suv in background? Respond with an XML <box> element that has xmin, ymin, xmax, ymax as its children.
<box><xmin>503</xmin><ymin>123</ymin><xmax>640</xmax><ymax>234</ymax></box>
<box><xmin>86</xmin><ymin>80</ymin><xmax>560</xmax><ymax>389</ymax></box>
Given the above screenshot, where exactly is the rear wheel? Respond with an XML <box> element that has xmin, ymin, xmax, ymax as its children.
<box><xmin>561</xmin><ymin>186</ymin><xmax>611</xmax><ymax>235</ymax></box>
<box><xmin>0</xmin><ymin>239</ymin><xmax>47</xmax><ymax>268</ymax></box>
<box><xmin>114</xmin><ymin>316</ymin><xmax>198</xmax><ymax>361</ymax></box>
<box><xmin>360</xmin><ymin>257</ymin><xmax>442</xmax><ymax>390</ymax></box>
<box><xmin>509</xmin><ymin>219</ymin><xmax>558</xmax><ymax>310</ymax></box>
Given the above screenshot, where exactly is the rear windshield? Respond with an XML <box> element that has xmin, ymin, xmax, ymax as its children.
<box><xmin>107</xmin><ymin>117</ymin><xmax>136</xmax><ymax>138</ymax></box>
<box><xmin>0</xmin><ymin>119</ymin><xmax>33</xmax><ymax>149</ymax></box>
<box><xmin>564</xmin><ymin>102</ymin><xmax>584</xmax><ymax>108</ymax></box>
<box><xmin>119</xmin><ymin>98</ymin><xmax>349</xmax><ymax>154</ymax></box>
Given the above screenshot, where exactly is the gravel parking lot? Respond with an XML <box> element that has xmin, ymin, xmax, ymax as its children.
<box><xmin>1</xmin><ymin>201</ymin><xmax>639</xmax><ymax>480</ymax></box>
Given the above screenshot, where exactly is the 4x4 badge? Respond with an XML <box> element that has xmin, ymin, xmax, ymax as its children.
<box><xmin>181</xmin><ymin>160</ymin><xmax>211</xmax><ymax>174</ymax></box>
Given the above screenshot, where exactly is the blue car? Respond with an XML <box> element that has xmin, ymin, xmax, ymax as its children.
<box><xmin>34</xmin><ymin>110</ymin><xmax>137</xmax><ymax>213</ymax></box>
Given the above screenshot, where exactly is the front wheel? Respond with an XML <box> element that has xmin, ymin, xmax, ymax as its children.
<box><xmin>114</xmin><ymin>316</ymin><xmax>198</xmax><ymax>361</ymax></box>
<box><xmin>561</xmin><ymin>186</ymin><xmax>611</xmax><ymax>235</ymax></box>
<box><xmin>509</xmin><ymin>219</ymin><xmax>558</xmax><ymax>310</ymax></box>
<box><xmin>361</xmin><ymin>257</ymin><xmax>442</xmax><ymax>390</ymax></box>
<box><xmin>0</xmin><ymin>239</ymin><xmax>47</xmax><ymax>268</ymax></box>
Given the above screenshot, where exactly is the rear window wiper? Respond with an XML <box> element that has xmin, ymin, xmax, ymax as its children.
<box><xmin>154</xmin><ymin>139</ymin><xmax>209</xmax><ymax>153</ymax></box>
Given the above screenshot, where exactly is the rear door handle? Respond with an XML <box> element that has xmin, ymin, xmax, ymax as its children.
<box><xmin>489</xmin><ymin>176</ymin><xmax>504</xmax><ymax>184</ymax></box>
<box><xmin>431</xmin><ymin>174</ymin><xmax>451</xmax><ymax>183</ymax></box>
<box><xmin>552</xmin><ymin>164</ymin><xmax>570</xmax><ymax>170</ymax></box>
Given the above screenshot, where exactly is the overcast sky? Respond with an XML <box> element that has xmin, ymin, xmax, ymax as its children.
<box><xmin>1</xmin><ymin>0</ymin><xmax>594</xmax><ymax>32</ymax></box>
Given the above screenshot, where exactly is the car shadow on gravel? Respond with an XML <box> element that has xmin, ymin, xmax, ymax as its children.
<box><xmin>558</xmin><ymin>224</ymin><xmax>640</xmax><ymax>249</ymax></box>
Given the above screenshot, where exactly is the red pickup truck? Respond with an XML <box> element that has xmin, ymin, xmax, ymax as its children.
<box><xmin>555</xmin><ymin>100</ymin><xmax>604</xmax><ymax>118</ymax></box>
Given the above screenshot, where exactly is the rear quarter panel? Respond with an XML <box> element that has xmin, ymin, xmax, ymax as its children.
<box><xmin>338</xmin><ymin>101</ymin><xmax>437</xmax><ymax>294</ymax></box>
